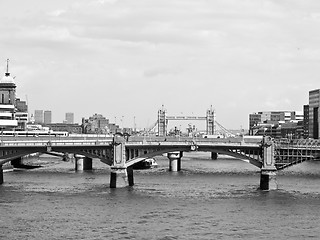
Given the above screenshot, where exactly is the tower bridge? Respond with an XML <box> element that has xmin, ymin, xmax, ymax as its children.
<box><xmin>1</xmin><ymin>135</ymin><xmax>320</xmax><ymax>191</ymax></box>
<box><xmin>156</xmin><ymin>105</ymin><xmax>217</xmax><ymax>136</ymax></box>
<box><xmin>147</xmin><ymin>106</ymin><xmax>236</xmax><ymax>137</ymax></box>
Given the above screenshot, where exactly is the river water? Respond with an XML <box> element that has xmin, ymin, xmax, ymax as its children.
<box><xmin>1</xmin><ymin>152</ymin><xmax>320</xmax><ymax>240</ymax></box>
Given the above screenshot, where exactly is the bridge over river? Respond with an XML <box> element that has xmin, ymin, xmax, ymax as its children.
<box><xmin>1</xmin><ymin>135</ymin><xmax>320</xmax><ymax>190</ymax></box>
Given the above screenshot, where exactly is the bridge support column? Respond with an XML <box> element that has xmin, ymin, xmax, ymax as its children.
<box><xmin>260</xmin><ymin>170</ymin><xmax>277</xmax><ymax>191</ymax></box>
<box><xmin>110</xmin><ymin>167</ymin><xmax>134</xmax><ymax>188</ymax></box>
<box><xmin>167</xmin><ymin>151</ymin><xmax>182</xmax><ymax>172</ymax></box>
<box><xmin>75</xmin><ymin>156</ymin><xmax>92</xmax><ymax>171</ymax></box>
<box><xmin>0</xmin><ymin>165</ymin><xmax>3</xmax><ymax>185</ymax></box>
<box><xmin>260</xmin><ymin>136</ymin><xmax>277</xmax><ymax>190</ymax></box>
<box><xmin>110</xmin><ymin>136</ymin><xmax>134</xmax><ymax>188</ymax></box>
<box><xmin>211</xmin><ymin>152</ymin><xmax>218</xmax><ymax>160</ymax></box>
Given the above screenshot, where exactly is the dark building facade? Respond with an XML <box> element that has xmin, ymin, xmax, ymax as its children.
<box><xmin>303</xmin><ymin>104</ymin><xmax>309</xmax><ymax>138</ymax></box>
<box><xmin>15</xmin><ymin>98</ymin><xmax>28</xmax><ymax>130</ymax></box>
<box><xmin>309</xmin><ymin>89</ymin><xmax>320</xmax><ymax>139</ymax></box>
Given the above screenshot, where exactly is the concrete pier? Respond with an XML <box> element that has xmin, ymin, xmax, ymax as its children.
<box><xmin>260</xmin><ymin>136</ymin><xmax>277</xmax><ymax>190</ymax></box>
<box><xmin>211</xmin><ymin>152</ymin><xmax>218</xmax><ymax>160</ymax></box>
<box><xmin>74</xmin><ymin>156</ymin><xmax>92</xmax><ymax>171</ymax></box>
<box><xmin>0</xmin><ymin>165</ymin><xmax>3</xmax><ymax>185</ymax></box>
<box><xmin>260</xmin><ymin>170</ymin><xmax>277</xmax><ymax>190</ymax></box>
<box><xmin>110</xmin><ymin>136</ymin><xmax>134</xmax><ymax>188</ymax></box>
<box><xmin>167</xmin><ymin>151</ymin><xmax>182</xmax><ymax>172</ymax></box>
<box><xmin>110</xmin><ymin>167</ymin><xmax>134</xmax><ymax>188</ymax></box>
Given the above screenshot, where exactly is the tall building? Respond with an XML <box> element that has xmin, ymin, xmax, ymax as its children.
<box><xmin>0</xmin><ymin>59</ymin><xmax>18</xmax><ymax>130</ymax></box>
<box><xmin>34</xmin><ymin>110</ymin><xmax>44</xmax><ymax>124</ymax></box>
<box><xmin>44</xmin><ymin>110</ymin><xmax>52</xmax><ymax>124</ymax></box>
<box><xmin>303</xmin><ymin>105</ymin><xmax>309</xmax><ymax>138</ymax></box>
<box><xmin>309</xmin><ymin>89</ymin><xmax>320</xmax><ymax>139</ymax></box>
<box><xmin>65</xmin><ymin>112</ymin><xmax>74</xmax><ymax>124</ymax></box>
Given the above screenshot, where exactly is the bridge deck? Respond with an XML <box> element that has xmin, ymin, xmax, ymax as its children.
<box><xmin>0</xmin><ymin>136</ymin><xmax>319</xmax><ymax>170</ymax></box>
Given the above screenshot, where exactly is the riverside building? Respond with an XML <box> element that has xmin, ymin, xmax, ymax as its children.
<box><xmin>0</xmin><ymin>60</ymin><xmax>18</xmax><ymax>130</ymax></box>
<box><xmin>249</xmin><ymin>111</ymin><xmax>304</xmax><ymax>138</ymax></box>
<box><xmin>0</xmin><ymin>60</ymin><xmax>29</xmax><ymax>131</ymax></box>
<box><xmin>308</xmin><ymin>89</ymin><xmax>320</xmax><ymax>139</ymax></box>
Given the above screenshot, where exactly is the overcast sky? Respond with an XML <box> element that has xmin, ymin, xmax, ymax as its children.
<box><xmin>0</xmin><ymin>0</ymin><xmax>319</xmax><ymax>130</ymax></box>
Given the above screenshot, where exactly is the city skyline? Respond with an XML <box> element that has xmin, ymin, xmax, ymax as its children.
<box><xmin>1</xmin><ymin>0</ymin><xmax>320</xmax><ymax>129</ymax></box>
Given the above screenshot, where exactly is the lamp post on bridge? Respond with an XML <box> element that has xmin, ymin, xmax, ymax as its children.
<box><xmin>0</xmin><ymin>128</ymin><xmax>3</xmax><ymax>145</ymax></box>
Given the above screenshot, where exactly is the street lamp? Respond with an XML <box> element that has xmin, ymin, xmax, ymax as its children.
<box><xmin>0</xmin><ymin>128</ymin><xmax>3</xmax><ymax>145</ymax></box>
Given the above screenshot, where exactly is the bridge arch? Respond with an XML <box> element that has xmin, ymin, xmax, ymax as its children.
<box><xmin>0</xmin><ymin>145</ymin><xmax>114</xmax><ymax>167</ymax></box>
<box><xmin>125</xmin><ymin>147</ymin><xmax>262</xmax><ymax>169</ymax></box>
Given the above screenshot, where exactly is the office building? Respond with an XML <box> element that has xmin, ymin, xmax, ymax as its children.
<box><xmin>82</xmin><ymin>113</ymin><xmax>109</xmax><ymax>134</ymax></box>
<box><xmin>303</xmin><ymin>105</ymin><xmax>309</xmax><ymax>138</ymax></box>
<box><xmin>249</xmin><ymin>111</ymin><xmax>304</xmax><ymax>138</ymax></box>
<box><xmin>34</xmin><ymin>110</ymin><xmax>44</xmax><ymax>124</ymax></box>
<box><xmin>44</xmin><ymin>110</ymin><xmax>52</xmax><ymax>124</ymax></box>
<box><xmin>65</xmin><ymin>112</ymin><xmax>74</xmax><ymax>124</ymax></box>
<box><xmin>309</xmin><ymin>89</ymin><xmax>320</xmax><ymax>139</ymax></box>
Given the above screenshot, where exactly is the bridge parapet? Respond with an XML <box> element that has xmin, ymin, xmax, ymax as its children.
<box><xmin>1</xmin><ymin>139</ymin><xmax>113</xmax><ymax>147</ymax></box>
<box><xmin>274</xmin><ymin>138</ymin><xmax>320</xmax><ymax>149</ymax></box>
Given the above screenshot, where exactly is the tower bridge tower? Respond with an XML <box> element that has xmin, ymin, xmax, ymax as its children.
<box><xmin>206</xmin><ymin>105</ymin><xmax>216</xmax><ymax>135</ymax></box>
<box><xmin>157</xmin><ymin>106</ymin><xmax>167</xmax><ymax>137</ymax></box>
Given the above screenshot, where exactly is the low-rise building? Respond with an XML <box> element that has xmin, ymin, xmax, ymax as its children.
<box><xmin>249</xmin><ymin>111</ymin><xmax>304</xmax><ymax>139</ymax></box>
<box><xmin>45</xmin><ymin>123</ymin><xmax>82</xmax><ymax>134</ymax></box>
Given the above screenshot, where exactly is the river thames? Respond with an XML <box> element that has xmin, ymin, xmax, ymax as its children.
<box><xmin>1</xmin><ymin>153</ymin><xmax>320</xmax><ymax>239</ymax></box>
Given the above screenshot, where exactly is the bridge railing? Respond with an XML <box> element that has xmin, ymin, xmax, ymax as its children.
<box><xmin>0</xmin><ymin>139</ymin><xmax>113</xmax><ymax>147</ymax></box>
<box><xmin>274</xmin><ymin>138</ymin><xmax>320</xmax><ymax>149</ymax></box>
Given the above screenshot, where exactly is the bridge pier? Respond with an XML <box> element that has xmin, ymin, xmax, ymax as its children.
<box><xmin>0</xmin><ymin>165</ymin><xmax>3</xmax><ymax>184</ymax></box>
<box><xmin>211</xmin><ymin>152</ymin><xmax>218</xmax><ymax>160</ymax></box>
<box><xmin>167</xmin><ymin>151</ymin><xmax>182</xmax><ymax>171</ymax></box>
<box><xmin>110</xmin><ymin>136</ymin><xmax>134</xmax><ymax>188</ymax></box>
<box><xmin>74</xmin><ymin>156</ymin><xmax>92</xmax><ymax>171</ymax></box>
<box><xmin>260</xmin><ymin>136</ymin><xmax>278</xmax><ymax>190</ymax></box>
<box><xmin>110</xmin><ymin>167</ymin><xmax>134</xmax><ymax>188</ymax></box>
<box><xmin>260</xmin><ymin>170</ymin><xmax>277</xmax><ymax>190</ymax></box>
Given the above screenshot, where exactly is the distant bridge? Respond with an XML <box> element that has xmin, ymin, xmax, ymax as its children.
<box><xmin>0</xmin><ymin>135</ymin><xmax>319</xmax><ymax>190</ymax></box>
<box><xmin>146</xmin><ymin>105</ymin><xmax>236</xmax><ymax>137</ymax></box>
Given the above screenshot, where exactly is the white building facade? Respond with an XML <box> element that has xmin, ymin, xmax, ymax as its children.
<box><xmin>0</xmin><ymin>60</ymin><xmax>17</xmax><ymax>130</ymax></box>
